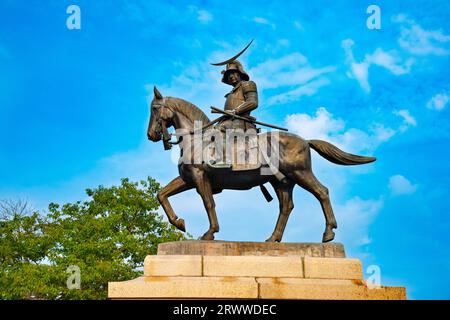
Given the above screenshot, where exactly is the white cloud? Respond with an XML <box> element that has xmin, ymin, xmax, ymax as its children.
<box><xmin>393</xmin><ymin>14</ymin><xmax>450</xmax><ymax>56</ymax></box>
<box><xmin>147</xmin><ymin>57</ymin><xmax>226</xmax><ymax>112</ymax></box>
<box><xmin>394</xmin><ymin>109</ymin><xmax>416</xmax><ymax>126</ymax></box>
<box><xmin>249</xmin><ymin>52</ymin><xmax>335</xmax><ymax>105</ymax></box>
<box><xmin>251</xmin><ymin>53</ymin><xmax>334</xmax><ymax>89</ymax></box>
<box><xmin>186</xmin><ymin>6</ymin><xmax>213</xmax><ymax>24</ymax></box>
<box><xmin>371</xmin><ymin>124</ymin><xmax>397</xmax><ymax>143</ymax></box>
<box><xmin>391</xmin><ymin>14</ymin><xmax>411</xmax><ymax>24</ymax></box>
<box><xmin>278</xmin><ymin>39</ymin><xmax>290</xmax><ymax>47</ymax></box>
<box><xmin>342</xmin><ymin>39</ymin><xmax>371</xmax><ymax>92</ymax></box>
<box><xmin>253</xmin><ymin>17</ymin><xmax>268</xmax><ymax>24</ymax></box>
<box><xmin>286</xmin><ymin>107</ymin><xmax>419</xmax><ymax>157</ymax></box>
<box><xmin>427</xmin><ymin>92</ymin><xmax>449</xmax><ymax>111</ymax></box>
<box><xmin>389</xmin><ymin>174</ymin><xmax>418</xmax><ymax>196</ymax></box>
<box><xmin>342</xmin><ymin>39</ymin><xmax>413</xmax><ymax>93</ymax></box>
<box><xmin>267</xmin><ymin>78</ymin><xmax>330</xmax><ymax>105</ymax></box>
<box><xmin>253</xmin><ymin>17</ymin><xmax>276</xmax><ymax>29</ymax></box>
<box><xmin>285</xmin><ymin>107</ymin><xmax>396</xmax><ymax>154</ymax></box>
<box><xmin>280</xmin><ymin>191</ymin><xmax>383</xmax><ymax>256</ymax></box>
<box><xmin>251</xmin><ymin>52</ymin><xmax>307</xmax><ymax>78</ymax></box>
<box><xmin>286</xmin><ymin>107</ymin><xmax>344</xmax><ymax>141</ymax></box>
<box><xmin>293</xmin><ymin>21</ymin><xmax>304</xmax><ymax>31</ymax></box>
<box><xmin>197</xmin><ymin>10</ymin><xmax>213</xmax><ymax>23</ymax></box>
<box><xmin>394</xmin><ymin>109</ymin><xmax>417</xmax><ymax>132</ymax></box>
<box><xmin>366</xmin><ymin>48</ymin><xmax>413</xmax><ymax>75</ymax></box>
<box><xmin>348</xmin><ymin>61</ymin><xmax>371</xmax><ymax>92</ymax></box>
<box><xmin>335</xmin><ymin>197</ymin><xmax>384</xmax><ymax>248</ymax></box>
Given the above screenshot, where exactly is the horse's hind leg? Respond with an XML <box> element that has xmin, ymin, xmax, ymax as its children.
<box><xmin>290</xmin><ymin>169</ymin><xmax>337</xmax><ymax>243</ymax></box>
<box><xmin>157</xmin><ymin>176</ymin><xmax>193</xmax><ymax>232</ymax></box>
<box><xmin>266</xmin><ymin>180</ymin><xmax>295</xmax><ymax>242</ymax></box>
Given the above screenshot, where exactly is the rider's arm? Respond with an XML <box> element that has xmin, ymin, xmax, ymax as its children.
<box><xmin>235</xmin><ymin>81</ymin><xmax>258</xmax><ymax>115</ymax></box>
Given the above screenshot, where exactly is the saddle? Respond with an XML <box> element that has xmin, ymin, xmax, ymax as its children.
<box><xmin>205</xmin><ymin>130</ymin><xmax>261</xmax><ymax>171</ymax></box>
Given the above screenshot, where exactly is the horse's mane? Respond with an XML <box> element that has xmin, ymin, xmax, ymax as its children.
<box><xmin>166</xmin><ymin>97</ymin><xmax>210</xmax><ymax>124</ymax></box>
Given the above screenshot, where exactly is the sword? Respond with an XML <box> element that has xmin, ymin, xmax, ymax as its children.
<box><xmin>210</xmin><ymin>106</ymin><xmax>288</xmax><ymax>131</ymax></box>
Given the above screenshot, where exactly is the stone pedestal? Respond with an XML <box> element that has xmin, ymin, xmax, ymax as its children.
<box><xmin>108</xmin><ymin>241</ymin><xmax>406</xmax><ymax>300</ymax></box>
<box><xmin>157</xmin><ymin>240</ymin><xmax>346</xmax><ymax>257</ymax></box>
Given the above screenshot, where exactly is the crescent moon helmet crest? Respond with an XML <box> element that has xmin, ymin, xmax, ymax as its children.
<box><xmin>210</xmin><ymin>39</ymin><xmax>254</xmax><ymax>66</ymax></box>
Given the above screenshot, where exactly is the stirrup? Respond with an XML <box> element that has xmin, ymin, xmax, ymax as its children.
<box><xmin>207</xmin><ymin>160</ymin><xmax>232</xmax><ymax>169</ymax></box>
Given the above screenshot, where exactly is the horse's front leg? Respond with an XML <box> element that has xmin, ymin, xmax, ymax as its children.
<box><xmin>191</xmin><ymin>168</ymin><xmax>219</xmax><ymax>240</ymax></box>
<box><xmin>157</xmin><ymin>176</ymin><xmax>193</xmax><ymax>232</ymax></box>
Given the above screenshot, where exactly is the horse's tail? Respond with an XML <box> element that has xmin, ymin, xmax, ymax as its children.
<box><xmin>308</xmin><ymin>139</ymin><xmax>376</xmax><ymax>165</ymax></box>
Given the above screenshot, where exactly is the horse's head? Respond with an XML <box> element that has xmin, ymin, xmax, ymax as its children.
<box><xmin>147</xmin><ymin>86</ymin><xmax>175</xmax><ymax>142</ymax></box>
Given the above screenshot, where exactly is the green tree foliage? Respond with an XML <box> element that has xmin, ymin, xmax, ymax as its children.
<box><xmin>0</xmin><ymin>178</ymin><xmax>189</xmax><ymax>299</ymax></box>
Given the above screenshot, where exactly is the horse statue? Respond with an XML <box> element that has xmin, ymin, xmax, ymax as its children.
<box><xmin>147</xmin><ymin>86</ymin><xmax>376</xmax><ymax>243</ymax></box>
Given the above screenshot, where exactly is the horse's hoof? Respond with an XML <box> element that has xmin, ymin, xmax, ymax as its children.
<box><xmin>200</xmin><ymin>232</ymin><xmax>215</xmax><ymax>241</ymax></box>
<box><xmin>322</xmin><ymin>230</ymin><xmax>335</xmax><ymax>243</ymax></box>
<box><xmin>174</xmin><ymin>219</ymin><xmax>186</xmax><ymax>232</ymax></box>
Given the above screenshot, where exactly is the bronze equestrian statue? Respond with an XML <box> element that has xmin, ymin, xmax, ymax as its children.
<box><xmin>147</xmin><ymin>42</ymin><xmax>376</xmax><ymax>243</ymax></box>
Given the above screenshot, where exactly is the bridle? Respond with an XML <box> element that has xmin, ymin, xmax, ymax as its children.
<box><xmin>152</xmin><ymin>100</ymin><xmax>181</xmax><ymax>150</ymax></box>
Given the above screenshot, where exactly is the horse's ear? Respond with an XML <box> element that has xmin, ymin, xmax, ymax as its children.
<box><xmin>154</xmin><ymin>86</ymin><xmax>163</xmax><ymax>100</ymax></box>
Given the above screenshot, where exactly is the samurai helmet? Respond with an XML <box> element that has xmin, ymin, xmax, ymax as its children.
<box><xmin>210</xmin><ymin>39</ymin><xmax>253</xmax><ymax>85</ymax></box>
<box><xmin>221</xmin><ymin>60</ymin><xmax>250</xmax><ymax>85</ymax></box>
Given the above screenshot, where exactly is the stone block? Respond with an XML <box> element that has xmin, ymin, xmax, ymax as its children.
<box><xmin>257</xmin><ymin>278</ymin><xmax>406</xmax><ymax>300</ymax></box>
<box><xmin>108</xmin><ymin>276</ymin><xmax>258</xmax><ymax>299</ymax></box>
<box><xmin>304</xmin><ymin>257</ymin><xmax>363</xmax><ymax>280</ymax></box>
<box><xmin>365</xmin><ymin>286</ymin><xmax>407</xmax><ymax>300</ymax></box>
<box><xmin>203</xmin><ymin>255</ymin><xmax>303</xmax><ymax>277</ymax></box>
<box><xmin>144</xmin><ymin>255</ymin><xmax>202</xmax><ymax>277</ymax></box>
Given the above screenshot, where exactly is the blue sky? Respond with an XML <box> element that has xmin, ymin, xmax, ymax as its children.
<box><xmin>1</xmin><ymin>0</ymin><xmax>449</xmax><ymax>299</ymax></box>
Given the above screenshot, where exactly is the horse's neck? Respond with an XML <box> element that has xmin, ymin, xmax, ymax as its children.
<box><xmin>172</xmin><ymin>111</ymin><xmax>193</xmax><ymax>132</ymax></box>
<box><xmin>169</xmin><ymin>98</ymin><xmax>209</xmax><ymax>132</ymax></box>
